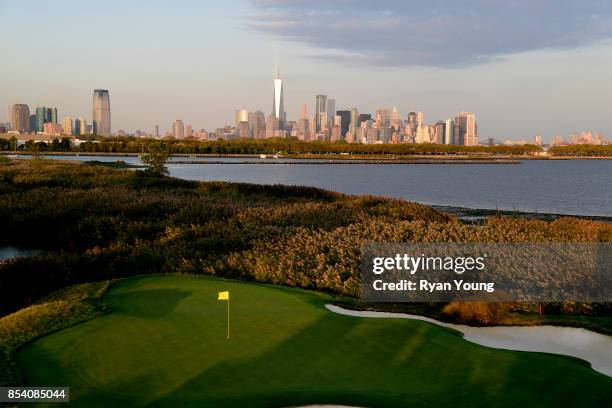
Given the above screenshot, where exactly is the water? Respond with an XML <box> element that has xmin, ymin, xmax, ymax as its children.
<box><xmin>22</xmin><ymin>155</ymin><xmax>612</xmax><ymax>217</ymax></box>
<box><xmin>0</xmin><ymin>246</ymin><xmax>42</xmax><ymax>261</ymax></box>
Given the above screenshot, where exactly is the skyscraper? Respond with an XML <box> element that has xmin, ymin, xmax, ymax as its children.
<box><xmin>272</xmin><ymin>68</ymin><xmax>286</xmax><ymax>130</ymax></box>
<box><xmin>375</xmin><ymin>108</ymin><xmax>391</xmax><ymax>128</ymax></box>
<box><xmin>154</xmin><ymin>125</ymin><xmax>159</xmax><ymax>138</ymax></box>
<box><xmin>235</xmin><ymin>108</ymin><xmax>249</xmax><ymax>127</ymax></box>
<box><xmin>434</xmin><ymin>121</ymin><xmax>445</xmax><ymax>144</ymax></box>
<box><xmin>249</xmin><ymin>110</ymin><xmax>266</xmax><ymax>139</ymax></box>
<box><xmin>48</xmin><ymin>107</ymin><xmax>58</xmax><ymax>124</ymax></box>
<box><xmin>265</xmin><ymin>114</ymin><xmax>279</xmax><ymax>138</ymax></box>
<box><xmin>455</xmin><ymin>112</ymin><xmax>478</xmax><ymax>146</ymax></box>
<box><xmin>315</xmin><ymin>95</ymin><xmax>327</xmax><ymax>133</ymax></box>
<box><xmin>349</xmin><ymin>108</ymin><xmax>359</xmax><ymax>140</ymax></box>
<box><xmin>357</xmin><ymin>113</ymin><xmax>371</xmax><ymax>125</ymax></box>
<box><xmin>92</xmin><ymin>89</ymin><xmax>111</xmax><ymax>136</ymax></box>
<box><xmin>444</xmin><ymin>118</ymin><xmax>454</xmax><ymax>145</ymax></box>
<box><xmin>327</xmin><ymin>99</ymin><xmax>335</xmax><ymax>130</ymax></box>
<box><xmin>8</xmin><ymin>104</ymin><xmax>30</xmax><ymax>132</ymax></box>
<box><xmin>62</xmin><ymin>116</ymin><xmax>73</xmax><ymax>135</ymax></box>
<box><xmin>336</xmin><ymin>110</ymin><xmax>350</xmax><ymax>137</ymax></box>
<box><xmin>172</xmin><ymin>120</ymin><xmax>184</xmax><ymax>139</ymax></box>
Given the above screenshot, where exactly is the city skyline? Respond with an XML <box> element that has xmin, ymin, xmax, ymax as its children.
<box><xmin>2</xmin><ymin>1</ymin><xmax>612</xmax><ymax>141</ymax></box>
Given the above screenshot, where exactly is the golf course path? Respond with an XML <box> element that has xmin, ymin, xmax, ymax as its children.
<box><xmin>326</xmin><ymin>305</ymin><xmax>612</xmax><ymax>377</ymax></box>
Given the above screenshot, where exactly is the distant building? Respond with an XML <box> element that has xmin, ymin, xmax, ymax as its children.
<box><xmin>391</xmin><ymin>107</ymin><xmax>401</xmax><ymax>131</ymax></box>
<box><xmin>336</xmin><ymin>110</ymin><xmax>350</xmax><ymax>137</ymax></box>
<box><xmin>375</xmin><ymin>108</ymin><xmax>391</xmax><ymax>128</ymax></box>
<box><xmin>248</xmin><ymin>110</ymin><xmax>266</xmax><ymax>139</ymax></box>
<box><xmin>237</xmin><ymin>121</ymin><xmax>249</xmax><ymax>138</ymax></box>
<box><xmin>444</xmin><ymin>118</ymin><xmax>454</xmax><ymax>145</ymax></box>
<box><xmin>35</xmin><ymin>107</ymin><xmax>46</xmax><ymax>131</ymax></box>
<box><xmin>43</xmin><ymin>122</ymin><xmax>63</xmax><ymax>135</ymax></box>
<box><xmin>92</xmin><ymin>89</ymin><xmax>111</xmax><ymax>136</ymax></box>
<box><xmin>62</xmin><ymin>116</ymin><xmax>73</xmax><ymax>135</ymax></box>
<box><xmin>315</xmin><ymin>95</ymin><xmax>327</xmax><ymax>134</ymax></box>
<box><xmin>172</xmin><ymin>120</ymin><xmax>184</xmax><ymax>139</ymax></box>
<box><xmin>235</xmin><ymin>108</ymin><xmax>249</xmax><ymax>127</ymax></box>
<box><xmin>357</xmin><ymin>113</ymin><xmax>371</xmax><ymax>125</ymax></box>
<box><xmin>534</xmin><ymin>134</ymin><xmax>543</xmax><ymax>146</ymax></box>
<box><xmin>349</xmin><ymin>108</ymin><xmax>359</xmax><ymax>141</ymax></box>
<box><xmin>265</xmin><ymin>114</ymin><xmax>279</xmax><ymax>138</ymax></box>
<box><xmin>434</xmin><ymin>121</ymin><xmax>446</xmax><ymax>144</ymax></box>
<box><xmin>326</xmin><ymin>99</ymin><xmax>335</xmax><ymax>130</ymax></box>
<box><xmin>29</xmin><ymin>114</ymin><xmax>37</xmax><ymax>133</ymax></box>
<box><xmin>272</xmin><ymin>68</ymin><xmax>286</xmax><ymax>130</ymax></box>
<box><xmin>455</xmin><ymin>112</ymin><xmax>478</xmax><ymax>146</ymax></box>
<box><xmin>8</xmin><ymin>104</ymin><xmax>30</xmax><ymax>132</ymax></box>
<box><xmin>154</xmin><ymin>125</ymin><xmax>159</xmax><ymax>138</ymax></box>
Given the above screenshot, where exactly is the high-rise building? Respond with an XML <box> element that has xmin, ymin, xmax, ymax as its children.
<box><xmin>375</xmin><ymin>108</ymin><xmax>391</xmax><ymax>128</ymax></box>
<box><xmin>62</xmin><ymin>116</ymin><xmax>73</xmax><ymax>135</ymax></box>
<box><xmin>327</xmin><ymin>99</ymin><xmax>335</xmax><ymax>130</ymax></box>
<box><xmin>186</xmin><ymin>124</ymin><xmax>194</xmax><ymax>138</ymax></box>
<box><xmin>92</xmin><ymin>89</ymin><xmax>111</xmax><ymax>136</ymax></box>
<box><xmin>357</xmin><ymin>113</ymin><xmax>371</xmax><ymax>125</ymax></box>
<box><xmin>315</xmin><ymin>95</ymin><xmax>327</xmax><ymax>133</ymax></box>
<box><xmin>272</xmin><ymin>68</ymin><xmax>286</xmax><ymax>130</ymax></box>
<box><xmin>237</xmin><ymin>121</ymin><xmax>249</xmax><ymax>138</ymax></box>
<box><xmin>434</xmin><ymin>121</ymin><xmax>445</xmax><ymax>144</ymax></box>
<box><xmin>74</xmin><ymin>118</ymin><xmax>82</xmax><ymax>136</ymax></box>
<box><xmin>406</xmin><ymin>112</ymin><xmax>418</xmax><ymax>137</ymax></box>
<box><xmin>235</xmin><ymin>108</ymin><xmax>249</xmax><ymax>127</ymax></box>
<box><xmin>48</xmin><ymin>107</ymin><xmax>58</xmax><ymax>124</ymax></box>
<box><xmin>35</xmin><ymin>107</ymin><xmax>46</xmax><ymax>131</ymax></box>
<box><xmin>348</xmin><ymin>108</ymin><xmax>359</xmax><ymax>140</ymax></box>
<box><xmin>454</xmin><ymin>112</ymin><xmax>478</xmax><ymax>146</ymax></box>
<box><xmin>8</xmin><ymin>104</ymin><xmax>30</xmax><ymax>132</ymax></box>
<box><xmin>391</xmin><ymin>107</ymin><xmax>401</xmax><ymax>131</ymax></box>
<box><xmin>336</xmin><ymin>110</ymin><xmax>350</xmax><ymax>137</ymax></box>
<box><xmin>265</xmin><ymin>114</ymin><xmax>279</xmax><ymax>138</ymax></box>
<box><xmin>300</xmin><ymin>103</ymin><xmax>308</xmax><ymax>120</ymax></box>
<box><xmin>29</xmin><ymin>114</ymin><xmax>37</xmax><ymax>133</ymax></box>
<box><xmin>444</xmin><ymin>118</ymin><xmax>454</xmax><ymax>145</ymax></box>
<box><xmin>248</xmin><ymin>110</ymin><xmax>266</xmax><ymax>139</ymax></box>
<box><xmin>172</xmin><ymin>120</ymin><xmax>184</xmax><ymax>139</ymax></box>
<box><xmin>154</xmin><ymin>125</ymin><xmax>159</xmax><ymax>138</ymax></box>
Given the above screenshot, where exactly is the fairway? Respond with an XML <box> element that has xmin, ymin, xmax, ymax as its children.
<box><xmin>17</xmin><ymin>276</ymin><xmax>612</xmax><ymax>407</ymax></box>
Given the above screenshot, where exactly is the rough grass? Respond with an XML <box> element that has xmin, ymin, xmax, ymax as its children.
<box><xmin>0</xmin><ymin>281</ymin><xmax>111</xmax><ymax>386</ymax></box>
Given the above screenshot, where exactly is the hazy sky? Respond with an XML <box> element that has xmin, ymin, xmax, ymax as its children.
<box><xmin>1</xmin><ymin>0</ymin><xmax>612</xmax><ymax>141</ymax></box>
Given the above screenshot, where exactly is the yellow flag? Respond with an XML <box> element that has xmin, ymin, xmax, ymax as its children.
<box><xmin>218</xmin><ymin>291</ymin><xmax>229</xmax><ymax>301</ymax></box>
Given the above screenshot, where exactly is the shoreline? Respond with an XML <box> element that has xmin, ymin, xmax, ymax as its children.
<box><xmin>1</xmin><ymin>151</ymin><xmax>610</xmax><ymax>160</ymax></box>
<box><xmin>432</xmin><ymin>205</ymin><xmax>612</xmax><ymax>223</ymax></box>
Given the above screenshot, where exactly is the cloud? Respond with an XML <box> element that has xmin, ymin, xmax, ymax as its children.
<box><xmin>248</xmin><ymin>0</ymin><xmax>612</xmax><ymax>67</ymax></box>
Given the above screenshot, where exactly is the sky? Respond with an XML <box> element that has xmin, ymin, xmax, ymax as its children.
<box><xmin>1</xmin><ymin>0</ymin><xmax>612</xmax><ymax>141</ymax></box>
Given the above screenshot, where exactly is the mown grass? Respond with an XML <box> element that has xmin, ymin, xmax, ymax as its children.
<box><xmin>15</xmin><ymin>275</ymin><xmax>612</xmax><ymax>407</ymax></box>
<box><xmin>0</xmin><ymin>281</ymin><xmax>111</xmax><ymax>386</ymax></box>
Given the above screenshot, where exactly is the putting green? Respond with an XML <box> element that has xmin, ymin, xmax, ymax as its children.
<box><xmin>17</xmin><ymin>276</ymin><xmax>611</xmax><ymax>407</ymax></box>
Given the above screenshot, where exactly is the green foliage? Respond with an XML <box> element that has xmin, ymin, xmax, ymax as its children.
<box><xmin>0</xmin><ymin>281</ymin><xmax>110</xmax><ymax>386</ymax></box>
<box><xmin>140</xmin><ymin>148</ymin><xmax>170</xmax><ymax>175</ymax></box>
<box><xmin>1</xmin><ymin>135</ymin><xmax>543</xmax><ymax>155</ymax></box>
<box><xmin>549</xmin><ymin>144</ymin><xmax>612</xmax><ymax>157</ymax></box>
<box><xmin>0</xmin><ymin>159</ymin><xmax>609</xmax><ymax>323</ymax></box>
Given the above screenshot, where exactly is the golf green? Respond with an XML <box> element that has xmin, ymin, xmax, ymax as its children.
<box><xmin>17</xmin><ymin>276</ymin><xmax>611</xmax><ymax>407</ymax></box>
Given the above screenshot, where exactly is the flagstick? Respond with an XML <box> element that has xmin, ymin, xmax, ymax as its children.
<box><xmin>227</xmin><ymin>298</ymin><xmax>230</xmax><ymax>339</ymax></box>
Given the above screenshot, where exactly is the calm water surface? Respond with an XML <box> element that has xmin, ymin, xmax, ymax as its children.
<box><xmin>37</xmin><ymin>156</ymin><xmax>612</xmax><ymax>216</ymax></box>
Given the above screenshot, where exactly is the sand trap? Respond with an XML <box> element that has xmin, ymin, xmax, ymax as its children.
<box><xmin>326</xmin><ymin>305</ymin><xmax>612</xmax><ymax>377</ymax></box>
